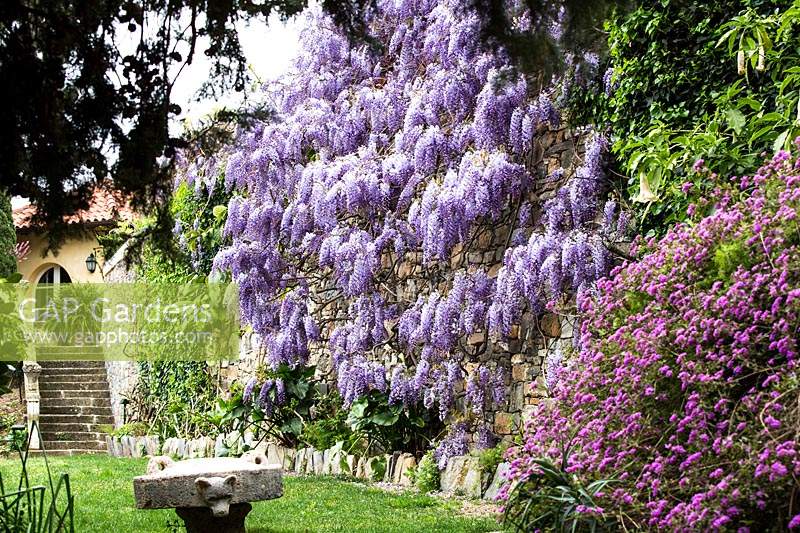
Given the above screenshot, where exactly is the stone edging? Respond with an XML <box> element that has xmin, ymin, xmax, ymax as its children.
<box><xmin>106</xmin><ymin>434</ymin><xmax>510</xmax><ymax>501</ymax></box>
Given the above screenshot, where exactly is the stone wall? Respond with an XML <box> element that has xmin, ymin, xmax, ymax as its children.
<box><xmin>102</xmin><ymin>241</ymin><xmax>139</xmax><ymax>427</ymax></box>
<box><xmin>222</xmin><ymin>126</ymin><xmax>589</xmax><ymax>441</ymax></box>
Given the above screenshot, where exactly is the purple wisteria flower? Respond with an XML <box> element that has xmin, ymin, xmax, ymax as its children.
<box><xmin>243</xmin><ymin>377</ymin><xmax>257</xmax><ymax>404</ymax></box>
<box><xmin>211</xmin><ymin>0</ymin><xmax>619</xmax><ymax>438</ymax></box>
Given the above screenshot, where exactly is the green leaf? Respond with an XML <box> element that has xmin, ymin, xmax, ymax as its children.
<box><xmin>774</xmin><ymin>129</ymin><xmax>790</xmax><ymax>152</ymax></box>
<box><xmin>409</xmin><ymin>415</ymin><xmax>425</xmax><ymax>428</ymax></box>
<box><xmin>736</xmin><ymin>97</ymin><xmax>762</xmax><ymax>112</ymax></box>
<box><xmin>370</xmin><ymin>410</ymin><xmax>400</xmax><ymax>426</ymax></box>
<box><xmin>281</xmin><ymin>417</ymin><xmax>303</xmax><ymax>436</ymax></box>
<box><xmin>349</xmin><ymin>398</ymin><xmax>368</xmax><ymax>419</ymax></box>
<box><xmin>212</xmin><ymin>205</ymin><xmax>228</xmax><ymax>220</ymax></box>
<box><xmin>628</xmin><ymin>151</ymin><xmax>646</xmax><ymax>173</ymax></box>
<box><xmin>759</xmin><ymin>112</ymin><xmax>783</xmax><ymax>123</ymax></box>
<box><xmin>293</xmin><ymin>381</ymin><xmax>310</xmax><ymax>399</ymax></box>
<box><xmin>749</xmin><ymin>125</ymin><xmax>775</xmax><ymax>145</ymax></box>
<box><xmin>724</xmin><ymin>107</ymin><xmax>746</xmax><ymax>134</ymax></box>
<box><xmin>715</xmin><ymin>27</ymin><xmax>738</xmax><ymax>48</ymax></box>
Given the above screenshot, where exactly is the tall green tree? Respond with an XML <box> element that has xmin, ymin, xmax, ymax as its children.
<box><xmin>0</xmin><ymin>192</ymin><xmax>16</xmax><ymax>279</ymax></box>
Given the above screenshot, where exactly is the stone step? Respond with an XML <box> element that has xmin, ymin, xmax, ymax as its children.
<box><xmin>39</xmin><ymin>361</ymin><xmax>106</xmax><ymax>369</ymax></box>
<box><xmin>39</xmin><ymin>374</ymin><xmax>108</xmax><ymax>385</ymax></box>
<box><xmin>40</xmin><ymin>389</ymin><xmax>111</xmax><ymax>400</ymax></box>
<box><xmin>40</xmin><ymin>397</ymin><xmax>111</xmax><ymax>409</ymax></box>
<box><xmin>40</xmin><ymin>373</ymin><xmax>108</xmax><ymax>383</ymax></box>
<box><xmin>39</xmin><ymin>382</ymin><xmax>109</xmax><ymax>392</ymax></box>
<box><xmin>39</xmin><ymin>405</ymin><xmax>113</xmax><ymax>416</ymax></box>
<box><xmin>38</xmin><ymin>422</ymin><xmax>109</xmax><ymax>433</ymax></box>
<box><xmin>39</xmin><ymin>414</ymin><xmax>115</xmax><ymax>425</ymax></box>
<box><xmin>41</xmin><ymin>431</ymin><xmax>107</xmax><ymax>442</ymax></box>
<box><xmin>40</xmin><ymin>367</ymin><xmax>107</xmax><ymax>376</ymax></box>
<box><xmin>41</xmin><ymin>440</ymin><xmax>106</xmax><ymax>451</ymax></box>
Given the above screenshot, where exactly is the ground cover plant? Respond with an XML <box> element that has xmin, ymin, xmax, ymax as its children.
<box><xmin>503</xmin><ymin>146</ymin><xmax>800</xmax><ymax>530</ymax></box>
<box><xmin>0</xmin><ymin>455</ymin><xmax>497</xmax><ymax>533</ymax></box>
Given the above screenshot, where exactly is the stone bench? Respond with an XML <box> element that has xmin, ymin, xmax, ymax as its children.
<box><xmin>133</xmin><ymin>456</ymin><xmax>282</xmax><ymax>533</ymax></box>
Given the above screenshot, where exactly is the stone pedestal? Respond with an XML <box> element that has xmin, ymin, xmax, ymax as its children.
<box><xmin>175</xmin><ymin>502</ymin><xmax>252</xmax><ymax>533</ymax></box>
<box><xmin>22</xmin><ymin>361</ymin><xmax>41</xmax><ymax>450</ymax></box>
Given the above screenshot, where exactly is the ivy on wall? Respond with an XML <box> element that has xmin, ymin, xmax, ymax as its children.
<box><xmin>568</xmin><ymin>0</ymin><xmax>798</xmax><ymax>235</ymax></box>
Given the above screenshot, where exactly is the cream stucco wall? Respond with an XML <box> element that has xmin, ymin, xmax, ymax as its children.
<box><xmin>16</xmin><ymin>231</ymin><xmax>105</xmax><ymax>284</ymax></box>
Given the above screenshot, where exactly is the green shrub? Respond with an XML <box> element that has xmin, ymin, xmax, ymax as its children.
<box><xmin>300</xmin><ymin>392</ymin><xmax>357</xmax><ymax>451</ymax></box>
<box><xmin>475</xmin><ymin>443</ymin><xmax>508</xmax><ymax>476</ymax></box>
<box><xmin>568</xmin><ymin>0</ymin><xmax>795</xmax><ymax>235</ymax></box>
<box><xmin>209</xmin><ymin>364</ymin><xmax>317</xmax><ymax>449</ymax></box>
<box><xmin>101</xmin><ymin>422</ymin><xmax>148</xmax><ymax>438</ymax></box>
<box><xmin>131</xmin><ymin>361</ymin><xmax>217</xmax><ymax>439</ymax></box>
<box><xmin>411</xmin><ymin>452</ymin><xmax>440</xmax><ymax>493</ymax></box>
<box><xmin>346</xmin><ymin>390</ymin><xmax>442</xmax><ymax>455</ymax></box>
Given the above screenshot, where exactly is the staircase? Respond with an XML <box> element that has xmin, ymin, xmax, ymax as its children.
<box><xmin>36</xmin><ymin>361</ymin><xmax>113</xmax><ymax>455</ymax></box>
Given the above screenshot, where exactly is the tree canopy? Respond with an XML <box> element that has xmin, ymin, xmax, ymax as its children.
<box><xmin>0</xmin><ymin>192</ymin><xmax>16</xmax><ymax>278</ymax></box>
<box><xmin>0</xmin><ymin>0</ymin><xmax>374</xmax><ymax>241</ymax></box>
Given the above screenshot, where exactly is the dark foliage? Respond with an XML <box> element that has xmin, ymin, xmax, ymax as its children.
<box><xmin>566</xmin><ymin>0</ymin><xmax>792</xmax><ymax>236</ymax></box>
<box><xmin>0</xmin><ymin>0</ymin><xmax>373</xmax><ymax>245</ymax></box>
<box><xmin>346</xmin><ymin>390</ymin><xmax>442</xmax><ymax>455</ymax></box>
<box><xmin>471</xmin><ymin>0</ymin><xmax>617</xmax><ymax>90</ymax></box>
<box><xmin>0</xmin><ymin>193</ymin><xmax>16</xmax><ymax>279</ymax></box>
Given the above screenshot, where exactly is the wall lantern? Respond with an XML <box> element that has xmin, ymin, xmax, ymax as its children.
<box><xmin>85</xmin><ymin>252</ymin><xmax>97</xmax><ymax>274</ymax></box>
<box><xmin>121</xmin><ymin>397</ymin><xmax>130</xmax><ymax>424</ymax></box>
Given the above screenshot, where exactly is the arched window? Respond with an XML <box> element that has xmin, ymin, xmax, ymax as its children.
<box><xmin>37</xmin><ymin>265</ymin><xmax>72</xmax><ymax>285</ymax></box>
<box><xmin>35</xmin><ymin>266</ymin><xmax>72</xmax><ymax>313</ymax></box>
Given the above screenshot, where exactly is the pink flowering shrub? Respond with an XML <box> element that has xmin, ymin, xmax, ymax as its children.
<box><xmin>504</xmin><ymin>147</ymin><xmax>800</xmax><ymax>531</ymax></box>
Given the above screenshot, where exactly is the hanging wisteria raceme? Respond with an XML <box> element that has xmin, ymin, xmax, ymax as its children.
<box><xmin>329</xmin><ymin>294</ymin><xmax>394</xmax><ymax>372</ymax></box>
<box><xmin>433</xmin><ymin>421</ymin><xmax>470</xmax><ymax>470</ymax></box>
<box><xmin>213</xmin><ymin>0</ymin><xmax>620</xmax><ymax>439</ymax></box>
<box><xmin>337</xmin><ymin>356</ymin><xmax>389</xmax><ymax>407</ymax></box>
<box><xmin>488</xmin><ymin>133</ymin><xmax>616</xmax><ymax>336</ymax></box>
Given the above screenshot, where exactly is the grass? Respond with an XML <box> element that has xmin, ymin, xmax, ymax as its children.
<box><xmin>0</xmin><ymin>455</ymin><xmax>500</xmax><ymax>532</ymax></box>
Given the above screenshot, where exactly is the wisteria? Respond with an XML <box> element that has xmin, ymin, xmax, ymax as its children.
<box><xmin>337</xmin><ymin>356</ymin><xmax>388</xmax><ymax>407</ymax></box>
<box><xmin>433</xmin><ymin>421</ymin><xmax>470</xmax><ymax>470</ymax></box>
<box><xmin>488</xmin><ymin>133</ymin><xmax>613</xmax><ymax>335</ymax></box>
<box><xmin>465</xmin><ymin>366</ymin><xmax>506</xmax><ymax>415</ymax></box>
<box><xmin>243</xmin><ymin>377</ymin><xmax>257</xmax><ymax>404</ymax></box>
<box><xmin>213</xmin><ymin>0</ymin><xmax>619</xmax><ymax>440</ymax></box>
<box><xmin>242</xmin><ymin>376</ymin><xmax>290</xmax><ymax>417</ymax></box>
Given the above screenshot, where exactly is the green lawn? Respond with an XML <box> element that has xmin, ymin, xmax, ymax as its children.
<box><xmin>0</xmin><ymin>455</ymin><xmax>499</xmax><ymax>532</ymax></box>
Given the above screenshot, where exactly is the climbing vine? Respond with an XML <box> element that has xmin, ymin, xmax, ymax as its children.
<box><xmin>213</xmin><ymin>0</ymin><xmax>625</xmax><ymax>458</ymax></box>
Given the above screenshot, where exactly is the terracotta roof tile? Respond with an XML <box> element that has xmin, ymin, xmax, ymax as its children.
<box><xmin>13</xmin><ymin>184</ymin><xmax>135</xmax><ymax>230</ymax></box>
